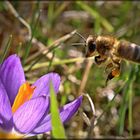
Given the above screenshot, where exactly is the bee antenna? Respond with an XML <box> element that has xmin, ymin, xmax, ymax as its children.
<box><xmin>71</xmin><ymin>42</ymin><xmax>86</xmax><ymax>46</ymax></box>
<box><xmin>75</xmin><ymin>31</ymin><xmax>86</xmax><ymax>42</ymax></box>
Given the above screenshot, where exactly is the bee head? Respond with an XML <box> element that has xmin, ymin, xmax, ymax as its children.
<box><xmin>74</xmin><ymin>32</ymin><xmax>97</xmax><ymax>57</ymax></box>
<box><xmin>86</xmin><ymin>35</ymin><xmax>97</xmax><ymax>57</ymax></box>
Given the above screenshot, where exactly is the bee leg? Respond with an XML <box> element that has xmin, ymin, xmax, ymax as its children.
<box><xmin>95</xmin><ymin>55</ymin><xmax>107</xmax><ymax>65</ymax></box>
<box><xmin>105</xmin><ymin>63</ymin><xmax>113</xmax><ymax>73</ymax></box>
<box><xmin>106</xmin><ymin>67</ymin><xmax>121</xmax><ymax>84</ymax></box>
<box><xmin>110</xmin><ymin>55</ymin><xmax>121</xmax><ymax>68</ymax></box>
<box><xmin>105</xmin><ymin>55</ymin><xmax>121</xmax><ymax>85</ymax></box>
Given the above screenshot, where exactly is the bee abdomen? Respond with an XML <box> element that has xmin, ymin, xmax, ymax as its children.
<box><xmin>117</xmin><ymin>40</ymin><xmax>140</xmax><ymax>63</ymax></box>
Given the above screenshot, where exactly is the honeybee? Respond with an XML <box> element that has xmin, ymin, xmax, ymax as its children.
<box><xmin>75</xmin><ymin>32</ymin><xmax>140</xmax><ymax>83</ymax></box>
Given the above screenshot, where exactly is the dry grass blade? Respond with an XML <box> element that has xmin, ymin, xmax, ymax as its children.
<box><xmin>78</xmin><ymin>60</ymin><xmax>93</xmax><ymax>95</ymax></box>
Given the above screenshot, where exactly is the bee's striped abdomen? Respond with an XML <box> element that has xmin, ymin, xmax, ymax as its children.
<box><xmin>117</xmin><ymin>40</ymin><xmax>140</xmax><ymax>63</ymax></box>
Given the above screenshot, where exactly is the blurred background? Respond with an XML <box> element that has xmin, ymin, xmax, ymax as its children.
<box><xmin>0</xmin><ymin>1</ymin><xmax>140</xmax><ymax>139</ymax></box>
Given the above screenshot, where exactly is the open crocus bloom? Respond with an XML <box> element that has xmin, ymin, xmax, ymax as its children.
<box><xmin>0</xmin><ymin>54</ymin><xmax>82</xmax><ymax>138</ymax></box>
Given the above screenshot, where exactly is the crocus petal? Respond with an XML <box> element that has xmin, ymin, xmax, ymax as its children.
<box><xmin>0</xmin><ymin>54</ymin><xmax>25</xmax><ymax>105</ymax></box>
<box><xmin>0</xmin><ymin>119</ymin><xmax>2</xmax><ymax>124</ymax></box>
<box><xmin>32</xmin><ymin>96</ymin><xmax>83</xmax><ymax>134</ymax></box>
<box><xmin>0</xmin><ymin>80</ymin><xmax>13</xmax><ymax>131</ymax></box>
<box><xmin>13</xmin><ymin>96</ymin><xmax>49</xmax><ymax>134</ymax></box>
<box><xmin>32</xmin><ymin>73</ymin><xmax>60</xmax><ymax>98</ymax></box>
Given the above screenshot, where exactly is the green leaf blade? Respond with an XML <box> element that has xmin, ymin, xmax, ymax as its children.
<box><xmin>50</xmin><ymin>81</ymin><xmax>66</xmax><ymax>139</ymax></box>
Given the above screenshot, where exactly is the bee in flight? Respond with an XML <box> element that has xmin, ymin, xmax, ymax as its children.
<box><xmin>75</xmin><ymin>32</ymin><xmax>140</xmax><ymax>83</ymax></box>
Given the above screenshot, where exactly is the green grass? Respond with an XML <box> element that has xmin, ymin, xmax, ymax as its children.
<box><xmin>50</xmin><ymin>82</ymin><xmax>66</xmax><ymax>139</ymax></box>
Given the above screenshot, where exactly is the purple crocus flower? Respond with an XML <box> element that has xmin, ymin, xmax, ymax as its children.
<box><xmin>0</xmin><ymin>54</ymin><xmax>82</xmax><ymax>138</ymax></box>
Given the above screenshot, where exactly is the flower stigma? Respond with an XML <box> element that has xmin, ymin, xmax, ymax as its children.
<box><xmin>12</xmin><ymin>82</ymin><xmax>36</xmax><ymax>113</ymax></box>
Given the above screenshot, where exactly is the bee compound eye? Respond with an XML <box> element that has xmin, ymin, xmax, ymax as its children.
<box><xmin>88</xmin><ymin>43</ymin><xmax>96</xmax><ymax>52</ymax></box>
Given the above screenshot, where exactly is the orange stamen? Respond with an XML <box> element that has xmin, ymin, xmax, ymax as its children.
<box><xmin>12</xmin><ymin>82</ymin><xmax>35</xmax><ymax>113</ymax></box>
<box><xmin>0</xmin><ymin>130</ymin><xmax>23</xmax><ymax>139</ymax></box>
